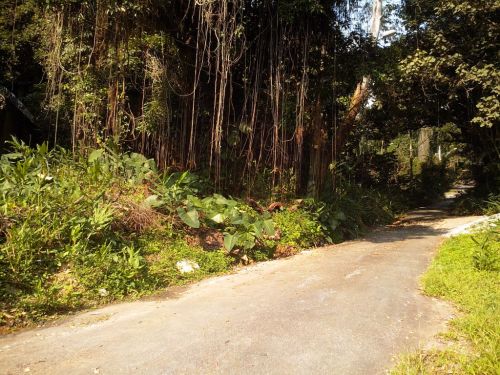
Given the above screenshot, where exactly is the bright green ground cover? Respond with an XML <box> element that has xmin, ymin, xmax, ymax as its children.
<box><xmin>392</xmin><ymin>222</ymin><xmax>500</xmax><ymax>375</ymax></box>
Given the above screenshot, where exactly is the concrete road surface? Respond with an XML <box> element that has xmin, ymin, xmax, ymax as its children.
<box><xmin>0</xmin><ymin>206</ymin><xmax>480</xmax><ymax>375</ymax></box>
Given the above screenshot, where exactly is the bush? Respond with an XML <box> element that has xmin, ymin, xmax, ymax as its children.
<box><xmin>0</xmin><ymin>140</ymin><xmax>425</xmax><ymax>328</ymax></box>
<box><xmin>452</xmin><ymin>191</ymin><xmax>500</xmax><ymax>216</ymax></box>
<box><xmin>313</xmin><ymin>184</ymin><xmax>399</xmax><ymax>242</ymax></box>
<box><xmin>0</xmin><ymin>140</ymin><xmax>232</xmax><ymax>327</ymax></box>
<box><xmin>471</xmin><ymin>226</ymin><xmax>500</xmax><ymax>272</ymax></box>
<box><xmin>273</xmin><ymin>208</ymin><xmax>325</xmax><ymax>248</ymax></box>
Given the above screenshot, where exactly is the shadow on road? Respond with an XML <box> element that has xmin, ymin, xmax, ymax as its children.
<box><xmin>365</xmin><ymin>224</ymin><xmax>448</xmax><ymax>244</ymax></box>
<box><xmin>363</xmin><ymin>196</ymin><xmax>458</xmax><ymax>244</ymax></box>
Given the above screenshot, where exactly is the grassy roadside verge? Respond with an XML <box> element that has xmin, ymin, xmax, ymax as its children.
<box><xmin>2</xmin><ymin>141</ymin><xmax>409</xmax><ymax>331</ymax></box>
<box><xmin>391</xmin><ymin>221</ymin><xmax>500</xmax><ymax>375</ymax></box>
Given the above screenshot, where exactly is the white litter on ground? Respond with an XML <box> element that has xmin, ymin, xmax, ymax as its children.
<box><xmin>445</xmin><ymin>213</ymin><xmax>500</xmax><ymax>237</ymax></box>
<box><xmin>176</xmin><ymin>260</ymin><xmax>200</xmax><ymax>273</ymax></box>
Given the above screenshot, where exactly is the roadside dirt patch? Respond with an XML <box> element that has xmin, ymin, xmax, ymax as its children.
<box><xmin>186</xmin><ymin>228</ymin><xmax>224</xmax><ymax>250</ymax></box>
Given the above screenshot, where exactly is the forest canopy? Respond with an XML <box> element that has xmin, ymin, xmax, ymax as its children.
<box><xmin>0</xmin><ymin>0</ymin><xmax>498</xmax><ymax>196</ymax></box>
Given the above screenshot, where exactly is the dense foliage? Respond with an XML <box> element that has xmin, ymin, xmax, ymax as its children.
<box><xmin>391</xmin><ymin>0</ymin><xmax>499</xmax><ymax>190</ymax></box>
<box><xmin>1</xmin><ymin>0</ymin><xmax>368</xmax><ymax>196</ymax></box>
<box><xmin>0</xmin><ymin>140</ymin><xmax>415</xmax><ymax>327</ymax></box>
<box><xmin>0</xmin><ymin>0</ymin><xmax>498</xmax><ymax>329</ymax></box>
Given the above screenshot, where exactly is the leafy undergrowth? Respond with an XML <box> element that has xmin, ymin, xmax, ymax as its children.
<box><xmin>391</xmin><ymin>222</ymin><xmax>500</xmax><ymax>375</ymax></box>
<box><xmin>0</xmin><ymin>140</ymin><xmax>403</xmax><ymax>330</ymax></box>
<box><xmin>451</xmin><ymin>187</ymin><xmax>500</xmax><ymax>216</ymax></box>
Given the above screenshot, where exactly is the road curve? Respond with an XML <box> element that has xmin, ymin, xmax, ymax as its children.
<box><xmin>0</xmin><ymin>208</ymin><xmax>479</xmax><ymax>375</ymax></box>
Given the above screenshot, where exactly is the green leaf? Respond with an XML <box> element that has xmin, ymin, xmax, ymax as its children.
<box><xmin>224</xmin><ymin>233</ymin><xmax>238</xmax><ymax>251</ymax></box>
<box><xmin>225</xmin><ymin>199</ymin><xmax>238</xmax><ymax>209</ymax></box>
<box><xmin>177</xmin><ymin>171</ymin><xmax>189</xmax><ymax>183</ymax></box>
<box><xmin>252</xmin><ymin>221</ymin><xmax>263</xmax><ymax>237</ymax></box>
<box><xmin>187</xmin><ymin>195</ymin><xmax>203</xmax><ymax>208</ymax></box>
<box><xmin>210</xmin><ymin>213</ymin><xmax>225</xmax><ymax>224</ymax></box>
<box><xmin>238</xmin><ymin>232</ymin><xmax>256</xmax><ymax>250</ymax></box>
<box><xmin>3</xmin><ymin>152</ymin><xmax>22</xmax><ymax>160</ymax></box>
<box><xmin>88</xmin><ymin>149</ymin><xmax>104</xmax><ymax>163</ymax></box>
<box><xmin>239</xmin><ymin>212</ymin><xmax>251</xmax><ymax>226</ymax></box>
<box><xmin>177</xmin><ymin>207</ymin><xmax>200</xmax><ymax>228</ymax></box>
<box><xmin>230</xmin><ymin>216</ymin><xmax>244</xmax><ymax>225</ymax></box>
<box><xmin>262</xmin><ymin>219</ymin><xmax>275</xmax><ymax>236</ymax></box>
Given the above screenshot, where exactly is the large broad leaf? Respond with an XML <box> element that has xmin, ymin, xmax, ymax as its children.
<box><xmin>202</xmin><ymin>196</ymin><xmax>215</xmax><ymax>205</ymax></box>
<box><xmin>210</xmin><ymin>213</ymin><xmax>226</xmax><ymax>224</ymax></box>
<box><xmin>239</xmin><ymin>212</ymin><xmax>252</xmax><ymax>226</ymax></box>
<box><xmin>262</xmin><ymin>219</ymin><xmax>275</xmax><ymax>236</ymax></box>
<box><xmin>177</xmin><ymin>207</ymin><xmax>200</xmax><ymax>228</ymax></box>
<box><xmin>239</xmin><ymin>232</ymin><xmax>256</xmax><ymax>250</ymax></box>
<box><xmin>213</xmin><ymin>194</ymin><xmax>228</xmax><ymax>205</ymax></box>
<box><xmin>228</xmin><ymin>209</ymin><xmax>244</xmax><ymax>225</ymax></box>
<box><xmin>225</xmin><ymin>198</ymin><xmax>238</xmax><ymax>209</ymax></box>
<box><xmin>230</xmin><ymin>216</ymin><xmax>244</xmax><ymax>225</ymax></box>
<box><xmin>252</xmin><ymin>222</ymin><xmax>263</xmax><ymax>238</ymax></box>
<box><xmin>88</xmin><ymin>149</ymin><xmax>104</xmax><ymax>163</ymax></box>
<box><xmin>223</xmin><ymin>233</ymin><xmax>238</xmax><ymax>251</ymax></box>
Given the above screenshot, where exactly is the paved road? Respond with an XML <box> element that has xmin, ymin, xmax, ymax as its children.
<box><xmin>0</xmin><ymin>207</ymin><xmax>479</xmax><ymax>375</ymax></box>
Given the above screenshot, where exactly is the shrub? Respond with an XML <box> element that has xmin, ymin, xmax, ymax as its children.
<box><xmin>453</xmin><ymin>192</ymin><xmax>500</xmax><ymax>216</ymax></box>
<box><xmin>0</xmin><ymin>139</ymin><xmax>427</xmax><ymax>328</ymax></box>
<box><xmin>471</xmin><ymin>225</ymin><xmax>500</xmax><ymax>272</ymax></box>
<box><xmin>0</xmin><ymin>140</ymin><xmax>230</xmax><ymax>327</ymax></box>
<box><xmin>174</xmin><ymin>193</ymin><xmax>276</xmax><ymax>258</ymax></box>
<box><xmin>273</xmin><ymin>208</ymin><xmax>326</xmax><ymax>248</ymax></box>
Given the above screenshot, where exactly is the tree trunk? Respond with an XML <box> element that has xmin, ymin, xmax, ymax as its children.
<box><xmin>335</xmin><ymin>0</ymin><xmax>382</xmax><ymax>156</ymax></box>
<box><xmin>309</xmin><ymin>97</ymin><xmax>328</xmax><ymax>197</ymax></box>
<box><xmin>418</xmin><ymin>127</ymin><xmax>433</xmax><ymax>163</ymax></box>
